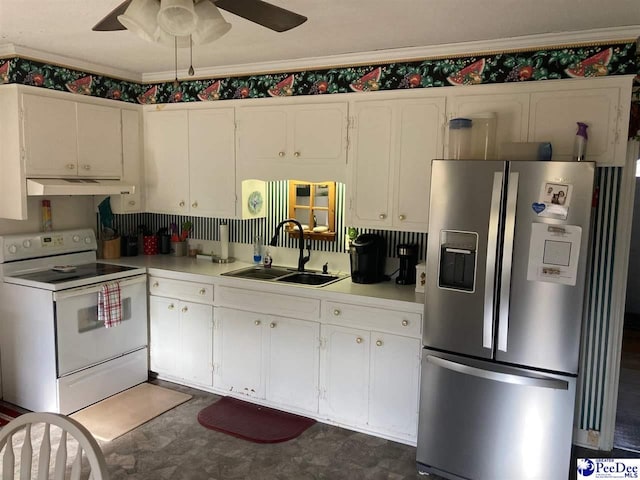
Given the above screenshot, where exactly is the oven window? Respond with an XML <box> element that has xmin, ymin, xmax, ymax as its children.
<box><xmin>78</xmin><ymin>297</ymin><xmax>132</xmax><ymax>333</ymax></box>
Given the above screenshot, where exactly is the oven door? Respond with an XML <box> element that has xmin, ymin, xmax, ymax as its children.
<box><xmin>54</xmin><ymin>275</ymin><xmax>148</xmax><ymax>376</ymax></box>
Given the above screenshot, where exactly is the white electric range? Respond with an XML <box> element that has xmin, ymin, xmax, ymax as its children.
<box><xmin>0</xmin><ymin>229</ymin><xmax>148</xmax><ymax>414</ymax></box>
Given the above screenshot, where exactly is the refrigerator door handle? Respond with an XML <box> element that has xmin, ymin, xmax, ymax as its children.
<box><xmin>483</xmin><ymin>171</ymin><xmax>503</xmax><ymax>349</ymax></box>
<box><xmin>426</xmin><ymin>355</ymin><xmax>569</xmax><ymax>390</ymax></box>
<box><xmin>497</xmin><ymin>171</ymin><xmax>519</xmax><ymax>352</ymax></box>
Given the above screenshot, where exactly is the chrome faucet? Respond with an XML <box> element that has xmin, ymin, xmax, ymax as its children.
<box><xmin>269</xmin><ymin>218</ymin><xmax>310</xmax><ymax>272</ymax></box>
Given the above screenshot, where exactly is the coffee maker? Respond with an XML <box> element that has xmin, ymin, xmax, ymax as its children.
<box><xmin>350</xmin><ymin>233</ymin><xmax>385</xmax><ymax>284</ymax></box>
<box><xmin>396</xmin><ymin>244</ymin><xmax>419</xmax><ymax>285</ymax></box>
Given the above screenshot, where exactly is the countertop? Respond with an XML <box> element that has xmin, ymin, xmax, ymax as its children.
<box><xmin>103</xmin><ymin>254</ymin><xmax>425</xmax><ymax>313</ymax></box>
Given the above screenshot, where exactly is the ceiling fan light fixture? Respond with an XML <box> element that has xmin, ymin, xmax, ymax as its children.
<box><xmin>117</xmin><ymin>0</ymin><xmax>161</xmax><ymax>42</ymax></box>
<box><xmin>157</xmin><ymin>0</ymin><xmax>198</xmax><ymax>36</ymax></box>
<box><xmin>191</xmin><ymin>0</ymin><xmax>231</xmax><ymax>45</ymax></box>
<box><xmin>155</xmin><ymin>30</ymin><xmax>192</xmax><ymax>48</ymax></box>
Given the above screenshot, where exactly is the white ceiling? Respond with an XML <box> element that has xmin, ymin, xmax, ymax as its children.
<box><xmin>1</xmin><ymin>0</ymin><xmax>640</xmax><ymax>81</ymax></box>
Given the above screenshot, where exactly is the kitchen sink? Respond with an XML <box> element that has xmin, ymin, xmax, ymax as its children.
<box><xmin>275</xmin><ymin>272</ymin><xmax>342</xmax><ymax>286</ymax></box>
<box><xmin>222</xmin><ymin>266</ymin><xmax>293</xmax><ymax>280</ymax></box>
<box><xmin>222</xmin><ymin>266</ymin><xmax>347</xmax><ymax>287</ymax></box>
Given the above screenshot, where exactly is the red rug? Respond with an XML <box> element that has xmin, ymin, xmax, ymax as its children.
<box><xmin>0</xmin><ymin>404</ymin><xmax>22</xmax><ymax>427</ymax></box>
<box><xmin>197</xmin><ymin>397</ymin><xmax>316</xmax><ymax>443</ymax></box>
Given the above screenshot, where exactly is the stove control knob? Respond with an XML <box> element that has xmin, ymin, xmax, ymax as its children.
<box><xmin>8</xmin><ymin>244</ymin><xmax>17</xmax><ymax>254</ymax></box>
<box><xmin>84</xmin><ymin>237</ymin><xmax>93</xmax><ymax>244</ymax></box>
<box><xmin>72</xmin><ymin>235</ymin><xmax>81</xmax><ymax>243</ymax></box>
<box><xmin>22</xmin><ymin>240</ymin><xmax>32</xmax><ymax>248</ymax></box>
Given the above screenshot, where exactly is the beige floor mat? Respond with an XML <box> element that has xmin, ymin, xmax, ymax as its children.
<box><xmin>71</xmin><ymin>383</ymin><xmax>192</xmax><ymax>441</ymax></box>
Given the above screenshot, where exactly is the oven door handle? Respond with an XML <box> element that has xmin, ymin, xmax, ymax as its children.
<box><xmin>53</xmin><ymin>275</ymin><xmax>146</xmax><ymax>300</ymax></box>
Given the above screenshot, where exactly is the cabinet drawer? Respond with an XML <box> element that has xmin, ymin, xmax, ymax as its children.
<box><xmin>149</xmin><ymin>276</ymin><xmax>213</xmax><ymax>304</ymax></box>
<box><xmin>216</xmin><ymin>286</ymin><xmax>320</xmax><ymax>320</ymax></box>
<box><xmin>323</xmin><ymin>301</ymin><xmax>421</xmax><ymax>337</ymax></box>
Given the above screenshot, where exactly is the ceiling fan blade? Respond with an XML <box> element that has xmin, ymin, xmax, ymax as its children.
<box><xmin>214</xmin><ymin>0</ymin><xmax>307</xmax><ymax>32</ymax></box>
<box><xmin>92</xmin><ymin>0</ymin><xmax>131</xmax><ymax>31</ymax></box>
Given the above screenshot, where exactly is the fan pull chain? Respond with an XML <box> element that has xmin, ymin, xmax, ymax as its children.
<box><xmin>188</xmin><ymin>35</ymin><xmax>195</xmax><ymax>76</ymax></box>
<box><xmin>173</xmin><ymin>36</ymin><xmax>179</xmax><ymax>89</ymax></box>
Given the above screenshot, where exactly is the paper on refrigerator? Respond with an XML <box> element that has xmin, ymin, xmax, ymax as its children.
<box><xmin>527</xmin><ymin>223</ymin><xmax>582</xmax><ymax>286</ymax></box>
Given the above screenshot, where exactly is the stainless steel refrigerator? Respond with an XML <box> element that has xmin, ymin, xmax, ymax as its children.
<box><xmin>416</xmin><ymin>160</ymin><xmax>595</xmax><ymax>480</ymax></box>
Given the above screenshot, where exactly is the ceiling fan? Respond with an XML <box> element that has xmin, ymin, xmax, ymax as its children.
<box><xmin>93</xmin><ymin>0</ymin><xmax>308</xmax><ymax>35</ymax></box>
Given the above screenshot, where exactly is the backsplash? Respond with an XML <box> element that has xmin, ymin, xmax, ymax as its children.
<box><xmin>111</xmin><ymin>181</ymin><xmax>427</xmax><ymax>260</ymax></box>
<box><xmin>0</xmin><ymin>41</ymin><xmax>636</xmax><ymax>104</ymax></box>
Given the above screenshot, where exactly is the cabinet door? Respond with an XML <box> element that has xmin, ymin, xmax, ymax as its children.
<box><xmin>236</xmin><ymin>107</ymin><xmax>288</xmax><ymax>162</ymax></box>
<box><xmin>76</xmin><ymin>103</ymin><xmax>122</xmax><ymax>177</ymax></box>
<box><xmin>149</xmin><ymin>296</ymin><xmax>181</xmax><ymax>378</ymax></box>
<box><xmin>188</xmin><ymin>108</ymin><xmax>236</xmax><ymax>218</ymax></box>
<box><xmin>113</xmin><ymin>109</ymin><xmax>143</xmax><ymax>213</ymax></box>
<box><xmin>368</xmin><ymin>333</ymin><xmax>420</xmax><ymax>438</ymax></box>
<box><xmin>319</xmin><ymin>324</ymin><xmax>369</xmax><ymax>426</ymax></box>
<box><xmin>529</xmin><ymin>87</ymin><xmax>621</xmax><ymax>164</ymax></box>
<box><xmin>393</xmin><ymin>98</ymin><xmax>445</xmax><ymax>232</ymax></box>
<box><xmin>266</xmin><ymin>316</ymin><xmax>320</xmax><ymax>413</ymax></box>
<box><xmin>22</xmin><ymin>94</ymin><xmax>78</xmax><ymax>176</ymax></box>
<box><xmin>292</xmin><ymin>103</ymin><xmax>347</xmax><ymax>164</ymax></box>
<box><xmin>213</xmin><ymin>307</ymin><xmax>265</xmax><ymax>398</ymax></box>
<box><xmin>448</xmin><ymin>92</ymin><xmax>530</xmax><ymax>158</ymax></box>
<box><xmin>144</xmin><ymin>110</ymin><xmax>189</xmax><ymax>213</ymax></box>
<box><xmin>180</xmin><ymin>302</ymin><xmax>213</xmax><ymax>387</ymax></box>
<box><xmin>349</xmin><ymin>101</ymin><xmax>394</xmax><ymax>228</ymax></box>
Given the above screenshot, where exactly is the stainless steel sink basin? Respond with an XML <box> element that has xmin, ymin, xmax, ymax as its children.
<box><xmin>275</xmin><ymin>272</ymin><xmax>342</xmax><ymax>286</ymax></box>
<box><xmin>222</xmin><ymin>266</ymin><xmax>347</xmax><ymax>287</ymax></box>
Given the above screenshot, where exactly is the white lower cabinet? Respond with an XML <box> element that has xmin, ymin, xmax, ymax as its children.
<box><xmin>149</xmin><ymin>277</ymin><xmax>214</xmax><ymax>388</ymax></box>
<box><xmin>320</xmin><ymin>301</ymin><xmax>422</xmax><ymax>442</ymax></box>
<box><xmin>213</xmin><ymin>305</ymin><xmax>320</xmax><ymax>414</ymax></box>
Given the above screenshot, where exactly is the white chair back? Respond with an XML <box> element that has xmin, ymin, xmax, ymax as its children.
<box><xmin>0</xmin><ymin>411</ymin><xmax>109</xmax><ymax>480</ymax></box>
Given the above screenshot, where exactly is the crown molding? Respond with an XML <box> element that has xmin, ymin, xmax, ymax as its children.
<box><xmin>2</xmin><ymin>25</ymin><xmax>638</xmax><ymax>84</ymax></box>
<box><xmin>0</xmin><ymin>44</ymin><xmax>143</xmax><ymax>82</ymax></box>
<box><xmin>142</xmin><ymin>26</ymin><xmax>640</xmax><ymax>82</ymax></box>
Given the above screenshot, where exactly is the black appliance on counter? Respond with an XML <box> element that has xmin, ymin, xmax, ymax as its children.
<box><xmin>350</xmin><ymin>233</ymin><xmax>385</xmax><ymax>284</ymax></box>
<box><xmin>396</xmin><ymin>244</ymin><xmax>418</xmax><ymax>285</ymax></box>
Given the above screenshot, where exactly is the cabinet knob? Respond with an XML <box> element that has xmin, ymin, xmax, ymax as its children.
<box><xmin>168</xmin><ymin>303</ymin><xmax>175</xmax><ymax>310</ymax></box>
<box><xmin>82</xmin><ymin>164</ymin><xmax>91</xmax><ymax>170</ymax></box>
<box><xmin>152</xmin><ymin>282</ymin><xmax>159</xmax><ymax>288</ymax></box>
<box><xmin>192</xmin><ymin>202</ymin><xmax>198</xmax><ymax>208</ymax></box>
<box><xmin>128</xmin><ymin>200</ymin><xmax>136</xmax><ymax>206</ymax></box>
<box><xmin>181</xmin><ymin>306</ymin><xmax>188</xmax><ymax>313</ymax></box>
<box><xmin>376</xmin><ymin>340</ymin><xmax>383</xmax><ymax>347</ymax></box>
<box><xmin>270</xmin><ymin>322</ymin><xmax>276</xmax><ymax>328</ymax></box>
<box><xmin>179</xmin><ymin>201</ymin><xmax>185</xmax><ymax>207</ymax></box>
<box><xmin>355</xmin><ymin>337</ymin><xmax>363</xmax><ymax>344</ymax></box>
<box><xmin>278</xmin><ymin>151</ymin><xmax>285</xmax><ymax>157</ymax></box>
<box><xmin>66</xmin><ymin>163</ymin><xmax>75</xmax><ymax>170</ymax></box>
<box><xmin>293</xmin><ymin>151</ymin><xmax>300</xmax><ymax>158</ymax></box>
<box><xmin>379</xmin><ymin>213</ymin><xmax>386</xmax><ymax>220</ymax></box>
<box><xmin>402</xmin><ymin>319</ymin><xmax>409</xmax><ymax>327</ymax></box>
<box><xmin>398</xmin><ymin>214</ymin><xmax>406</xmax><ymax>221</ymax></box>
<box><xmin>255</xmin><ymin>320</ymin><xmax>261</xmax><ymax>326</ymax></box>
<box><xmin>199</xmin><ymin>288</ymin><xmax>206</xmax><ymax>295</ymax></box>
<box><xmin>333</xmin><ymin>309</ymin><xmax>341</xmax><ymax>316</ymax></box>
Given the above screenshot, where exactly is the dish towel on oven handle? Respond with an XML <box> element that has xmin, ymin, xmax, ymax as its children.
<box><xmin>98</xmin><ymin>281</ymin><xmax>122</xmax><ymax>328</ymax></box>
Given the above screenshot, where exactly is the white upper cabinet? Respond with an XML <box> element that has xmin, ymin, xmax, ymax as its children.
<box><xmin>528</xmin><ymin>86</ymin><xmax>622</xmax><ymax>164</ymax></box>
<box><xmin>144</xmin><ymin>106</ymin><xmax>236</xmax><ymax>217</ymax></box>
<box><xmin>348</xmin><ymin>95</ymin><xmax>445</xmax><ymax>232</ymax></box>
<box><xmin>23</xmin><ymin>93</ymin><xmax>122</xmax><ymax>178</ymax></box>
<box><xmin>447</xmin><ymin>91</ymin><xmax>530</xmax><ymax>156</ymax></box>
<box><xmin>111</xmin><ymin>109</ymin><xmax>144</xmax><ymax>213</ymax></box>
<box><xmin>144</xmin><ymin>109</ymin><xmax>190</xmax><ymax>214</ymax></box>
<box><xmin>236</xmin><ymin>101</ymin><xmax>348</xmax><ymax>183</ymax></box>
<box><xmin>447</xmin><ymin>77</ymin><xmax>632</xmax><ymax>165</ymax></box>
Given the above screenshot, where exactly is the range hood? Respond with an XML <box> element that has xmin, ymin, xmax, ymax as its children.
<box><xmin>26</xmin><ymin>178</ymin><xmax>135</xmax><ymax>196</ymax></box>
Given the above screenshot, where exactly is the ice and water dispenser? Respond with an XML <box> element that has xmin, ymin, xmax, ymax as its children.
<box><xmin>438</xmin><ymin>231</ymin><xmax>478</xmax><ymax>292</ymax></box>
